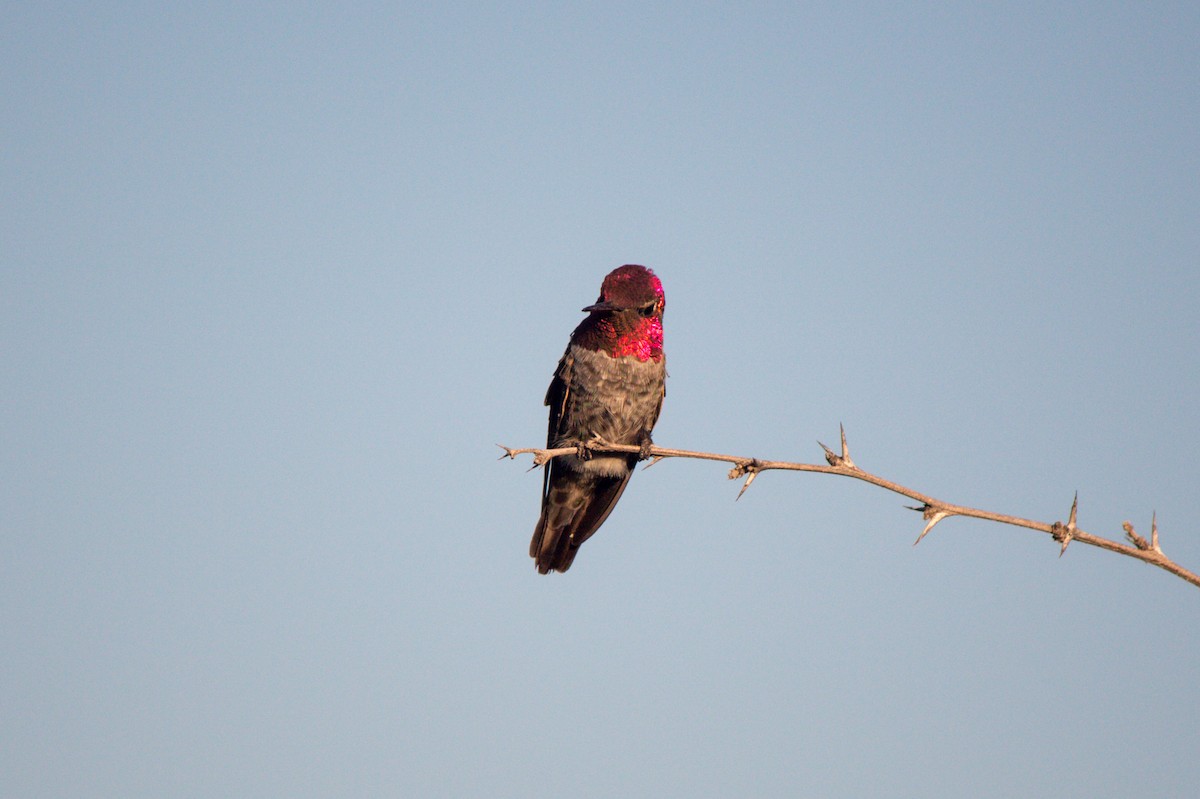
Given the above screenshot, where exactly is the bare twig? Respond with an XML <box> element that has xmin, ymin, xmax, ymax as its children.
<box><xmin>499</xmin><ymin>431</ymin><xmax>1198</xmax><ymax>590</ymax></box>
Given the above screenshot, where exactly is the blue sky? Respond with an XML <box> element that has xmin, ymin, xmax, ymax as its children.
<box><xmin>3</xmin><ymin>3</ymin><xmax>1199</xmax><ymax>797</ymax></box>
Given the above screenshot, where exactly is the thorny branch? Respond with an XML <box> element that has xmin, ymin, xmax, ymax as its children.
<box><xmin>499</xmin><ymin>426</ymin><xmax>1199</xmax><ymax>590</ymax></box>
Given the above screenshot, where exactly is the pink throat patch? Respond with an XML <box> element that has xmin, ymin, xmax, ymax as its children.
<box><xmin>604</xmin><ymin>316</ymin><xmax>664</xmax><ymax>361</ymax></box>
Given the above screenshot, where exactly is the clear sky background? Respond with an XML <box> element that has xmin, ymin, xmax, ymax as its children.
<box><xmin>3</xmin><ymin>3</ymin><xmax>1198</xmax><ymax>797</ymax></box>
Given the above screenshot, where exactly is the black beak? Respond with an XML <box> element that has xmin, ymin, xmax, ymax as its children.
<box><xmin>582</xmin><ymin>301</ymin><xmax>617</xmax><ymax>313</ymax></box>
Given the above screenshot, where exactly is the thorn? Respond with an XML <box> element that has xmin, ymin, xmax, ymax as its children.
<box><xmin>1053</xmin><ymin>493</ymin><xmax>1079</xmax><ymax>557</ymax></box>
<box><xmin>1151</xmin><ymin>511</ymin><xmax>1161</xmax><ymax>554</ymax></box>
<box><xmin>839</xmin><ymin>423</ymin><xmax>857</xmax><ymax>469</ymax></box>
<box><xmin>909</xmin><ymin>503</ymin><xmax>952</xmax><ymax>545</ymax></box>
<box><xmin>1050</xmin><ymin>522</ymin><xmax>1072</xmax><ymax>556</ymax></box>
<box><xmin>728</xmin><ymin>459</ymin><xmax>762</xmax><ymax>500</ymax></box>
<box><xmin>736</xmin><ymin>470</ymin><xmax>758</xmax><ymax>501</ymax></box>
<box><xmin>642</xmin><ymin>455</ymin><xmax>665</xmax><ymax>470</ymax></box>
<box><xmin>818</xmin><ymin>424</ymin><xmax>857</xmax><ymax>469</ymax></box>
<box><xmin>915</xmin><ymin>510</ymin><xmax>950</xmax><ymax>545</ymax></box>
<box><xmin>497</xmin><ymin>444</ymin><xmax>517</xmax><ymax>460</ymax></box>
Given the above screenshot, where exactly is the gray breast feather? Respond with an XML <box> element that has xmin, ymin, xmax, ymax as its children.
<box><xmin>552</xmin><ymin>346</ymin><xmax>665</xmax><ymax>476</ymax></box>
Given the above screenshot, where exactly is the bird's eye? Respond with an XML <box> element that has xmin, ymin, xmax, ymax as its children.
<box><xmin>638</xmin><ymin>303</ymin><xmax>656</xmax><ymax>317</ymax></box>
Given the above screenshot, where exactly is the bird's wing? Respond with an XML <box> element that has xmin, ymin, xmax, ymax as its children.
<box><xmin>541</xmin><ymin>350</ymin><xmax>572</xmax><ymax>500</ymax></box>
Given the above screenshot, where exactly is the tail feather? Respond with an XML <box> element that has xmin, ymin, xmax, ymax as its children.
<box><xmin>530</xmin><ymin>468</ymin><xmax>632</xmax><ymax>573</ymax></box>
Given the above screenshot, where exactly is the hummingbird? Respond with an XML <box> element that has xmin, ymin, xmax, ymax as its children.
<box><xmin>530</xmin><ymin>264</ymin><xmax>667</xmax><ymax>574</ymax></box>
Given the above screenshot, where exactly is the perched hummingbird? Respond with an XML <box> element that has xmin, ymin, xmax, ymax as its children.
<box><xmin>530</xmin><ymin>264</ymin><xmax>667</xmax><ymax>574</ymax></box>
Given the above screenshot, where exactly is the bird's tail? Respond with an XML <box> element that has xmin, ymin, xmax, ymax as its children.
<box><xmin>530</xmin><ymin>470</ymin><xmax>632</xmax><ymax>574</ymax></box>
